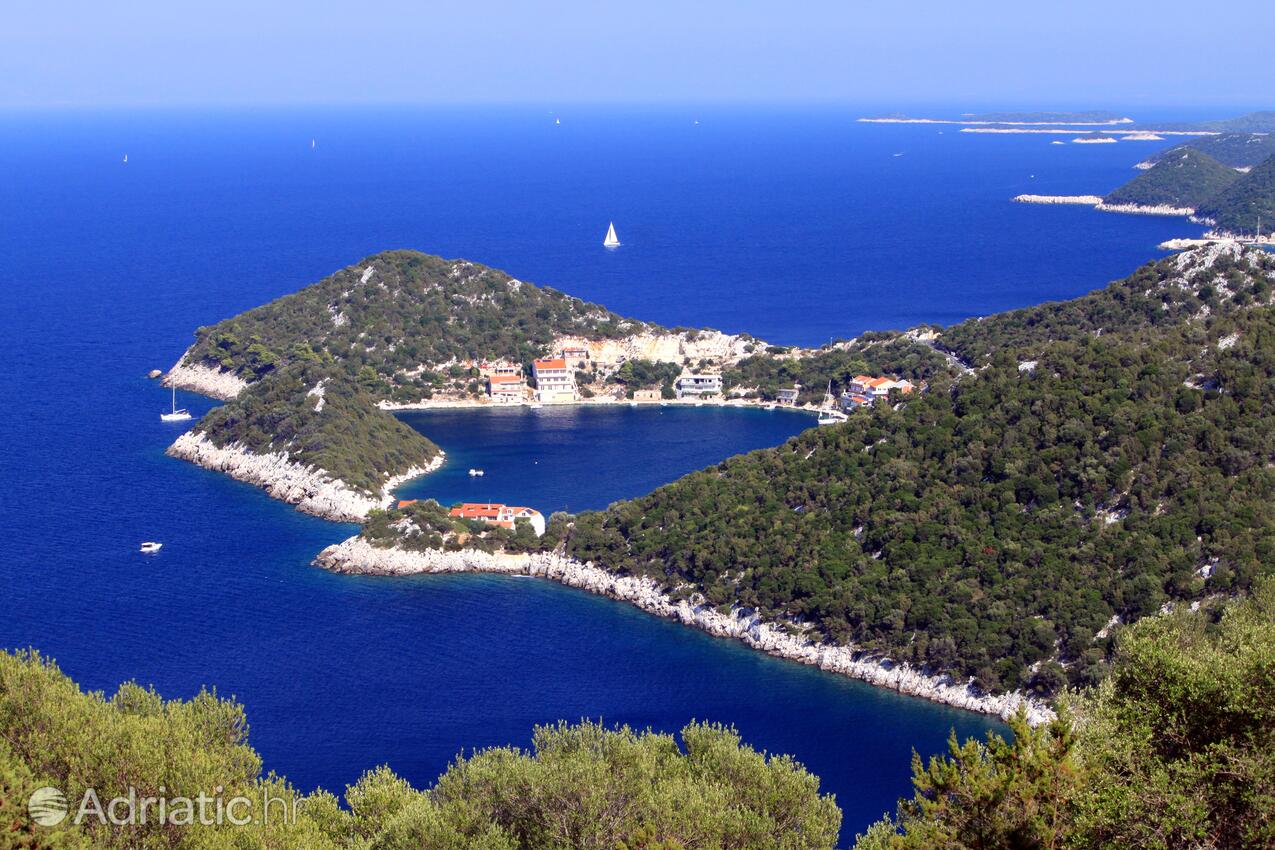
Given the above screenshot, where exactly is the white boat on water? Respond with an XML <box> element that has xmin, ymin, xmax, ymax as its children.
<box><xmin>529</xmin><ymin>403</ymin><xmax>544</xmax><ymax>410</ymax></box>
<box><xmin>468</xmin><ymin>468</ymin><xmax>484</xmax><ymax>477</ymax></box>
<box><xmin>160</xmin><ymin>385</ymin><xmax>192</xmax><ymax>422</ymax></box>
<box><xmin>140</xmin><ymin>542</ymin><xmax>162</xmax><ymax>554</ymax></box>
<box><xmin>603</xmin><ymin>221</ymin><xmax>621</xmax><ymax>248</ymax></box>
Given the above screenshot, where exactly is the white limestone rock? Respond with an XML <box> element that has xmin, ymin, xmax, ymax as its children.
<box><xmin>315</xmin><ymin>538</ymin><xmax>1055</xmax><ymax>725</ymax></box>
<box><xmin>167</xmin><ymin>431</ymin><xmax>443</xmax><ymax>522</ymax></box>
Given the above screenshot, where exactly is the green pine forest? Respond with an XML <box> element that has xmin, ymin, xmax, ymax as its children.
<box><xmin>1101</xmin><ymin>142</ymin><xmax>1275</xmax><ymax>234</ymax></box>
<box><xmin>364</xmin><ymin>246</ymin><xmax>1275</xmax><ymax>700</ymax></box>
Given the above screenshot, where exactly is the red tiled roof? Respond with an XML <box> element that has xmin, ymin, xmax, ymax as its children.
<box><xmin>506</xmin><ymin>506</ymin><xmax>541</xmax><ymax>517</ymax></box>
<box><xmin>534</xmin><ymin>358</ymin><xmax>567</xmax><ymax>370</ymax></box>
<box><xmin>397</xmin><ymin>500</ymin><xmax>418</xmax><ymax>508</ymax></box>
<box><xmin>489</xmin><ymin>374</ymin><xmax>522</xmax><ymax>384</ymax></box>
<box><xmin>450</xmin><ymin>503</ymin><xmax>506</xmax><ymax>519</ymax></box>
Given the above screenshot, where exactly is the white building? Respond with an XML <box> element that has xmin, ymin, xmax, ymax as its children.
<box><xmin>675</xmin><ymin>373</ymin><xmax>723</xmax><ymax>399</ymax></box>
<box><xmin>488</xmin><ymin>374</ymin><xmax>526</xmax><ymax>403</ymax></box>
<box><xmin>532</xmin><ymin>358</ymin><xmax>578</xmax><ymax>403</ymax></box>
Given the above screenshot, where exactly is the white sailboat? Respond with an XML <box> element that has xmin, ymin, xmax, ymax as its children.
<box><xmin>817</xmin><ymin>380</ymin><xmax>841</xmax><ymax>425</ymax></box>
<box><xmin>160</xmin><ymin>385</ymin><xmax>192</xmax><ymax>422</ymax></box>
<box><xmin>603</xmin><ymin>221</ymin><xmax>621</xmax><ymax>248</ymax></box>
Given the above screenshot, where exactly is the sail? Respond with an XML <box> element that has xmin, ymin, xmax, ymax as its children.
<box><xmin>604</xmin><ymin>222</ymin><xmax>620</xmax><ymax>247</ymax></box>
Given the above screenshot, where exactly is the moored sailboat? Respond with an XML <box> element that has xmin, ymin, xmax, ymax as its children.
<box><xmin>160</xmin><ymin>385</ymin><xmax>193</xmax><ymax>422</ymax></box>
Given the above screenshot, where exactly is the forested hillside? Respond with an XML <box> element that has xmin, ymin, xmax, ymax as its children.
<box><xmin>1102</xmin><ymin>148</ymin><xmax>1239</xmax><ymax>209</ymax></box>
<box><xmin>1196</xmin><ymin>152</ymin><xmax>1275</xmax><ymax>236</ymax></box>
<box><xmin>185</xmin><ymin>250</ymin><xmax>657</xmax><ymax>388</ymax></box>
<box><xmin>1139</xmin><ymin>132</ymin><xmax>1275</xmax><ymax>170</ymax></box>
<box><xmin>855</xmin><ymin>581</ymin><xmax>1274</xmax><ymax>850</ymax></box>
<box><xmin>172</xmin><ymin>251</ymin><xmax>675</xmax><ymax>495</ymax></box>
<box><xmin>545</xmin><ymin>246</ymin><xmax>1275</xmax><ymax>694</ymax></box>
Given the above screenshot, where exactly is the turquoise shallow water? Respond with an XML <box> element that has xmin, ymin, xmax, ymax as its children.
<box><xmin>0</xmin><ymin>104</ymin><xmax>1204</xmax><ymax>843</ymax></box>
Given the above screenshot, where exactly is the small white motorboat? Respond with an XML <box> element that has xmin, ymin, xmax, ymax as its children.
<box><xmin>160</xmin><ymin>385</ymin><xmax>192</xmax><ymax>422</ymax></box>
<box><xmin>529</xmin><ymin>403</ymin><xmax>544</xmax><ymax>410</ymax></box>
<box><xmin>468</xmin><ymin>469</ymin><xmax>484</xmax><ymax>477</ymax></box>
<box><xmin>140</xmin><ymin>542</ymin><xmax>163</xmax><ymax>554</ymax></box>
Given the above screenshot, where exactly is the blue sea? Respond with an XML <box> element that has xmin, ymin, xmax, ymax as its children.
<box><xmin>0</xmin><ymin>106</ymin><xmax>1210</xmax><ymax>844</ymax></box>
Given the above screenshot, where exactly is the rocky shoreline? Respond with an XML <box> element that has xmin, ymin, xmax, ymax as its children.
<box><xmin>164</xmin><ymin>354</ymin><xmax>249</xmax><ymax>400</ymax></box>
<box><xmin>1013</xmin><ymin>194</ymin><xmax>1104</xmax><ymax>205</ymax></box>
<box><xmin>167</xmin><ymin>431</ymin><xmax>444</xmax><ymax>522</ymax></box>
<box><xmin>1096</xmin><ymin>201</ymin><xmax>1194</xmax><ymax>216</ymax></box>
<box><xmin>1013</xmin><ymin>195</ymin><xmax>1196</xmax><ymax>218</ymax></box>
<box><xmin>315</xmin><ymin>537</ymin><xmax>1055</xmax><ymax>726</ymax></box>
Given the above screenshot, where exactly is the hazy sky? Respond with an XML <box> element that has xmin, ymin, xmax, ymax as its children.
<box><xmin>3</xmin><ymin>1</ymin><xmax>1271</xmax><ymax>108</ymax></box>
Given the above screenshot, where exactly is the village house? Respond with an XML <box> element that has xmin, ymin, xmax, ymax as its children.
<box><xmin>448</xmin><ymin>503</ymin><xmax>546</xmax><ymax>536</ymax></box>
<box><xmin>838</xmin><ymin>391</ymin><xmax>873</xmax><ymax>411</ymax></box>
<box><xmin>849</xmin><ymin>374</ymin><xmax>915</xmax><ymax>399</ymax></box>
<box><xmin>775</xmin><ymin>387</ymin><xmax>801</xmax><ymax>406</ymax></box>
<box><xmin>532</xmin><ymin>358</ymin><xmax>578</xmax><ymax>403</ymax></box>
<box><xmin>675</xmin><ymin>373</ymin><xmax>723</xmax><ymax>400</ymax></box>
<box><xmin>488</xmin><ymin>374</ymin><xmax>526</xmax><ymax>403</ymax></box>
<box><xmin>632</xmin><ymin>388</ymin><xmax>662</xmax><ymax>402</ymax></box>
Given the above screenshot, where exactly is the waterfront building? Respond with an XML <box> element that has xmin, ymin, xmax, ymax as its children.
<box><xmin>489</xmin><ymin>374</ymin><xmax>526</xmax><ymax>402</ymax></box>
<box><xmin>448</xmin><ymin>503</ymin><xmax>546</xmax><ymax>536</ymax></box>
<box><xmin>675</xmin><ymin>373</ymin><xmax>723</xmax><ymax>399</ymax></box>
<box><xmin>532</xmin><ymin>358</ymin><xmax>578</xmax><ymax>403</ymax></box>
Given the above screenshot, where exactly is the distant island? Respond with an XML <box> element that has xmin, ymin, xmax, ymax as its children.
<box><xmin>165</xmin><ymin>243</ymin><xmax>1275</xmax><ymax>723</ymax></box>
<box><xmin>861</xmin><ymin>109</ymin><xmax>1275</xmax><ymax>138</ymax></box>
<box><xmin>859</xmin><ymin>110</ymin><xmax>1132</xmax><ymax>126</ymax></box>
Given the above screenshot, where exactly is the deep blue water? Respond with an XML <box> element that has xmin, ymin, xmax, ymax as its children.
<box><xmin>0</xmin><ymin>106</ymin><xmax>1208</xmax><ymax>844</ymax></box>
<box><xmin>395</xmin><ymin>405</ymin><xmax>816</xmax><ymax>512</ymax></box>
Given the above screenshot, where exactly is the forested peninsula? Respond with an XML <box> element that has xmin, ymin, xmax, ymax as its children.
<box><xmin>1015</xmin><ymin>140</ymin><xmax>1275</xmax><ymax>235</ymax></box>
<box><xmin>164</xmin><ymin>243</ymin><xmax>1275</xmax><ymax>720</ymax></box>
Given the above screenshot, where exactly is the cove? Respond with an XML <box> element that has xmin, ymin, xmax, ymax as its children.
<box><xmin>393</xmin><ymin>404</ymin><xmax>817</xmax><ymax>512</ymax></box>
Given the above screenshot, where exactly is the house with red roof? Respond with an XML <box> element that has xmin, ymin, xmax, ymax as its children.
<box><xmin>488</xmin><ymin>373</ymin><xmax>527</xmax><ymax>403</ymax></box>
<box><xmin>448</xmin><ymin>503</ymin><xmax>546</xmax><ymax>536</ymax></box>
<box><xmin>532</xmin><ymin>358</ymin><xmax>577</xmax><ymax>403</ymax></box>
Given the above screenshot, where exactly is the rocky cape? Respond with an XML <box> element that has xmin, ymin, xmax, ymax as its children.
<box><xmin>167</xmin><ymin>431</ymin><xmax>443</xmax><ymax>522</ymax></box>
<box><xmin>164</xmin><ymin>355</ymin><xmax>249</xmax><ymax>400</ymax></box>
<box><xmin>315</xmin><ymin>536</ymin><xmax>1054</xmax><ymax>725</ymax></box>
